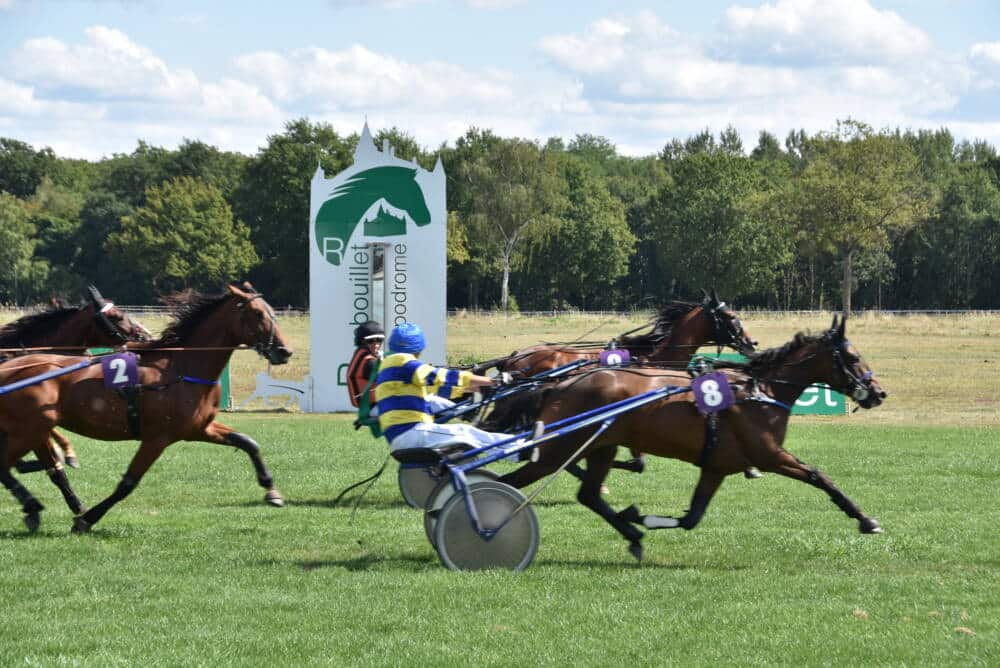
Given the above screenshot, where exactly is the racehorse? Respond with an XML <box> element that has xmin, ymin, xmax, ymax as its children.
<box><xmin>0</xmin><ymin>286</ymin><xmax>150</xmax><ymax>471</ymax></box>
<box><xmin>495</xmin><ymin>315</ymin><xmax>886</xmax><ymax>562</ymax></box>
<box><xmin>473</xmin><ymin>290</ymin><xmax>757</xmax><ymax>378</ymax></box>
<box><xmin>0</xmin><ymin>282</ymin><xmax>292</xmax><ymax>532</ymax></box>
<box><xmin>480</xmin><ymin>291</ymin><xmax>758</xmax><ymax>475</ymax></box>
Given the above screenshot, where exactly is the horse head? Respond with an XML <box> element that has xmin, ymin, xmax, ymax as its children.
<box><xmin>700</xmin><ymin>288</ymin><xmax>757</xmax><ymax>356</ymax></box>
<box><xmin>228</xmin><ymin>282</ymin><xmax>293</xmax><ymax>365</ymax></box>
<box><xmin>821</xmin><ymin>314</ymin><xmax>886</xmax><ymax>409</ymax></box>
<box><xmin>85</xmin><ymin>285</ymin><xmax>151</xmax><ymax>344</ymax></box>
<box><xmin>314</xmin><ymin>166</ymin><xmax>431</xmax><ymax>266</ymax></box>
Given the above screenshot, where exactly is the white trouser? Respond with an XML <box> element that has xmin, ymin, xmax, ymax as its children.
<box><xmin>389</xmin><ymin>422</ymin><xmax>514</xmax><ymax>453</ymax></box>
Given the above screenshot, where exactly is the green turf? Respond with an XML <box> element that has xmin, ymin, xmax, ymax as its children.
<box><xmin>0</xmin><ymin>415</ymin><xmax>995</xmax><ymax>666</ymax></box>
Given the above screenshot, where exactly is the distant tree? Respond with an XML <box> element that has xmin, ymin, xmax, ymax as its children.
<box><xmin>781</xmin><ymin>120</ymin><xmax>933</xmax><ymax>311</ymax></box>
<box><xmin>232</xmin><ymin>118</ymin><xmax>355</xmax><ymax>305</ymax></box>
<box><xmin>75</xmin><ymin>191</ymin><xmax>137</xmax><ymax>299</ymax></box>
<box><xmin>567</xmin><ymin>133</ymin><xmax>618</xmax><ymax>172</ymax></box>
<box><xmin>28</xmin><ymin>178</ymin><xmax>84</xmax><ymax>294</ymax></box>
<box><xmin>0</xmin><ymin>138</ymin><xmax>58</xmax><ymax>198</ymax></box>
<box><xmin>522</xmin><ymin>154</ymin><xmax>634</xmax><ymax>308</ymax></box>
<box><xmin>107</xmin><ymin>177</ymin><xmax>258</xmax><ymax>300</ymax></box>
<box><xmin>0</xmin><ymin>193</ymin><xmax>49</xmax><ymax>303</ymax></box>
<box><xmin>457</xmin><ymin>138</ymin><xmax>566</xmax><ymax>310</ymax></box>
<box><xmin>648</xmin><ymin>151</ymin><xmax>791</xmax><ymax>300</ymax></box>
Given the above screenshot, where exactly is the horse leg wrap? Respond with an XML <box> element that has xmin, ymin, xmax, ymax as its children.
<box><xmin>14</xmin><ymin>459</ymin><xmax>47</xmax><ymax>474</ymax></box>
<box><xmin>0</xmin><ymin>471</ymin><xmax>44</xmax><ymax>514</ymax></box>
<box><xmin>226</xmin><ymin>432</ymin><xmax>274</xmax><ymax>489</ymax></box>
<box><xmin>47</xmin><ymin>467</ymin><xmax>86</xmax><ymax>515</ymax></box>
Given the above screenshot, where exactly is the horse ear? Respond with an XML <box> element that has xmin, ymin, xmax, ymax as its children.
<box><xmin>838</xmin><ymin>312</ymin><xmax>848</xmax><ymax>338</ymax></box>
<box><xmin>830</xmin><ymin>314</ymin><xmax>839</xmax><ymax>331</ymax></box>
<box><xmin>710</xmin><ymin>287</ymin><xmax>719</xmax><ymax>304</ymax></box>
<box><xmin>241</xmin><ymin>281</ymin><xmax>256</xmax><ymax>293</ymax></box>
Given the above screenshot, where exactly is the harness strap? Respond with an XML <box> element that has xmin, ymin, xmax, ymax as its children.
<box><xmin>699</xmin><ymin>413</ymin><xmax>720</xmax><ymax>468</ymax></box>
<box><xmin>181</xmin><ymin>375</ymin><xmax>219</xmax><ymax>386</ymax></box>
<box><xmin>116</xmin><ymin>386</ymin><xmax>143</xmax><ymax>438</ymax></box>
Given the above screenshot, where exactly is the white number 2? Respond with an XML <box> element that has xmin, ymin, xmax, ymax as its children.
<box><xmin>109</xmin><ymin>358</ymin><xmax>129</xmax><ymax>385</ymax></box>
<box><xmin>701</xmin><ymin>379</ymin><xmax>723</xmax><ymax>407</ymax></box>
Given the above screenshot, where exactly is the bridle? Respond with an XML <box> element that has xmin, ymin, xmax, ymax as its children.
<box><xmin>94</xmin><ymin>302</ymin><xmax>147</xmax><ymax>344</ymax></box>
<box><xmin>702</xmin><ymin>300</ymin><xmax>748</xmax><ymax>354</ymax></box>
<box><xmin>238</xmin><ymin>293</ymin><xmax>281</xmax><ymax>359</ymax></box>
<box><xmin>825</xmin><ymin>334</ymin><xmax>875</xmax><ymax>403</ymax></box>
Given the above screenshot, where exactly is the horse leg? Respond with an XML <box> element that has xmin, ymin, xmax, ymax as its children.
<box><xmin>37</xmin><ymin>446</ymin><xmax>87</xmax><ymax>515</ymax></box>
<box><xmin>0</xmin><ymin>434</ymin><xmax>45</xmax><ymax>532</ymax></box>
<box><xmin>201</xmin><ymin>421</ymin><xmax>284</xmax><ymax>507</ymax></box>
<box><xmin>766</xmin><ymin>452</ymin><xmax>881</xmax><ymax>533</ymax></box>
<box><xmin>610</xmin><ymin>448</ymin><xmax>646</xmax><ymax>474</ymax></box>
<box><xmin>51</xmin><ymin>429</ymin><xmax>78</xmax><ymax>468</ymax></box>
<box><xmin>574</xmin><ymin>446</ymin><xmax>646</xmax><ymax>562</ymax></box>
<box><xmin>72</xmin><ymin>438</ymin><xmax>169</xmax><ymax>533</ymax></box>
<box><xmin>621</xmin><ymin>468</ymin><xmax>726</xmax><ymax>532</ymax></box>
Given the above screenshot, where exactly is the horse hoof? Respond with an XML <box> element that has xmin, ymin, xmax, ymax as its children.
<box><xmin>71</xmin><ymin>516</ymin><xmax>92</xmax><ymax>533</ymax></box>
<box><xmin>859</xmin><ymin>518</ymin><xmax>883</xmax><ymax>534</ymax></box>
<box><xmin>628</xmin><ymin>540</ymin><xmax>644</xmax><ymax>563</ymax></box>
<box><xmin>23</xmin><ymin>512</ymin><xmax>41</xmax><ymax>533</ymax></box>
<box><xmin>744</xmin><ymin>467</ymin><xmax>763</xmax><ymax>479</ymax></box>
<box><xmin>265</xmin><ymin>490</ymin><xmax>285</xmax><ymax>507</ymax></box>
<box><xmin>65</xmin><ymin>457</ymin><xmax>79</xmax><ymax>469</ymax></box>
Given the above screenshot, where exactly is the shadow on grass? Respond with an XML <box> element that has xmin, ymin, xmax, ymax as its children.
<box><xmin>282</xmin><ymin>552</ymin><xmax>437</xmax><ymax>571</ymax></box>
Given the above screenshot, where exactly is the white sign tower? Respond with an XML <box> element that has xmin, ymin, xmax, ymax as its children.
<box><xmin>303</xmin><ymin>123</ymin><xmax>447</xmax><ymax>412</ymax></box>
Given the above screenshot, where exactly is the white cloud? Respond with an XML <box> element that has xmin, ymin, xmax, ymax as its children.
<box><xmin>722</xmin><ymin>0</ymin><xmax>931</xmax><ymax>64</ymax></box>
<box><xmin>970</xmin><ymin>42</ymin><xmax>1000</xmax><ymax>65</ymax></box>
<box><xmin>235</xmin><ymin>44</ymin><xmax>581</xmax><ymax>117</ymax></box>
<box><xmin>10</xmin><ymin>26</ymin><xmax>201</xmax><ymax>101</ymax></box>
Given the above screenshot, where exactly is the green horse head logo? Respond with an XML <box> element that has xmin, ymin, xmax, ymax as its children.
<box><xmin>315</xmin><ymin>166</ymin><xmax>431</xmax><ymax>266</ymax></box>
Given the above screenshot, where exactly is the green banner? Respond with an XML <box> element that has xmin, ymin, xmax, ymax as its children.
<box><xmin>693</xmin><ymin>352</ymin><xmax>847</xmax><ymax>415</ymax></box>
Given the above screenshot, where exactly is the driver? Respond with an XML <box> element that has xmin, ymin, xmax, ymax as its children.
<box><xmin>375</xmin><ymin>322</ymin><xmax>541</xmax><ymax>455</ymax></box>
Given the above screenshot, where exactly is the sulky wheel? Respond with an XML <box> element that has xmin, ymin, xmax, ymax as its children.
<box><xmin>424</xmin><ymin>469</ymin><xmax>500</xmax><ymax>547</ymax></box>
<box><xmin>433</xmin><ymin>480</ymin><xmax>540</xmax><ymax>572</ymax></box>
<box><xmin>397</xmin><ymin>464</ymin><xmax>447</xmax><ymax>509</ymax></box>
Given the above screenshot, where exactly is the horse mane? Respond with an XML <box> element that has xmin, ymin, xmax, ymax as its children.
<box><xmin>722</xmin><ymin>332</ymin><xmax>822</xmax><ymax>375</ymax></box>
<box><xmin>0</xmin><ymin>302</ymin><xmax>86</xmax><ymax>347</ymax></box>
<box><xmin>155</xmin><ymin>290</ymin><xmax>233</xmax><ymax>345</ymax></box>
<box><xmin>619</xmin><ymin>301</ymin><xmax>700</xmax><ymax>349</ymax></box>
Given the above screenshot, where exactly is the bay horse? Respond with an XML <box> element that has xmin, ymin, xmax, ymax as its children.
<box><xmin>1</xmin><ymin>286</ymin><xmax>150</xmax><ymax>472</ymax></box>
<box><xmin>0</xmin><ymin>282</ymin><xmax>292</xmax><ymax>532</ymax></box>
<box><xmin>496</xmin><ymin>315</ymin><xmax>886</xmax><ymax>562</ymax></box>
<box><xmin>473</xmin><ymin>290</ymin><xmax>757</xmax><ymax>378</ymax></box>
<box><xmin>480</xmin><ymin>290</ymin><xmax>758</xmax><ymax>476</ymax></box>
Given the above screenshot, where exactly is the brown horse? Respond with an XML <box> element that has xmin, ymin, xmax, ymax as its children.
<box><xmin>481</xmin><ymin>291</ymin><xmax>758</xmax><ymax>476</ymax></box>
<box><xmin>496</xmin><ymin>315</ymin><xmax>886</xmax><ymax>562</ymax></box>
<box><xmin>0</xmin><ymin>282</ymin><xmax>291</xmax><ymax>532</ymax></box>
<box><xmin>1</xmin><ymin>286</ymin><xmax>150</xmax><ymax>471</ymax></box>
<box><xmin>473</xmin><ymin>291</ymin><xmax>757</xmax><ymax>378</ymax></box>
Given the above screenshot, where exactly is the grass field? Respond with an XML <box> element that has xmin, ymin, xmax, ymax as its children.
<box><xmin>0</xmin><ymin>311</ymin><xmax>997</xmax><ymax>665</ymax></box>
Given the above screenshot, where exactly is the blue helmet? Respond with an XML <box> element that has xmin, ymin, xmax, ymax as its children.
<box><xmin>389</xmin><ymin>322</ymin><xmax>426</xmax><ymax>354</ymax></box>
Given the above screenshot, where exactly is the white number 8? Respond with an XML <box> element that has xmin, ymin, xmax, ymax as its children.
<box><xmin>701</xmin><ymin>379</ymin><xmax>723</xmax><ymax>407</ymax></box>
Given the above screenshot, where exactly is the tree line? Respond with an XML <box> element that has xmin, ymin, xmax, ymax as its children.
<box><xmin>1</xmin><ymin>118</ymin><xmax>998</xmax><ymax>310</ymax></box>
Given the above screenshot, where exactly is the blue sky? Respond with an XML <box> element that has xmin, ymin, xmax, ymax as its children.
<box><xmin>2</xmin><ymin>0</ymin><xmax>998</xmax><ymax>159</ymax></box>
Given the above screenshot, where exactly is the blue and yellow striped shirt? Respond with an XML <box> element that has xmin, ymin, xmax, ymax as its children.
<box><xmin>374</xmin><ymin>353</ymin><xmax>473</xmax><ymax>442</ymax></box>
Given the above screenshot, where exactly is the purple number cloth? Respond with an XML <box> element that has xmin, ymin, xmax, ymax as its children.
<box><xmin>599</xmin><ymin>349</ymin><xmax>631</xmax><ymax>366</ymax></box>
<box><xmin>101</xmin><ymin>352</ymin><xmax>139</xmax><ymax>390</ymax></box>
<box><xmin>692</xmin><ymin>371</ymin><xmax>734</xmax><ymax>414</ymax></box>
